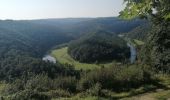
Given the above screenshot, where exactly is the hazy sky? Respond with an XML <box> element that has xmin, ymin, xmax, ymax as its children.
<box><xmin>0</xmin><ymin>0</ymin><xmax>125</xmax><ymax>20</ymax></box>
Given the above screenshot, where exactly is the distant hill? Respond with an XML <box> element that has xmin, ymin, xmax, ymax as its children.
<box><xmin>29</xmin><ymin>17</ymin><xmax>147</xmax><ymax>38</ymax></box>
<box><xmin>0</xmin><ymin>17</ymin><xmax>147</xmax><ymax>58</ymax></box>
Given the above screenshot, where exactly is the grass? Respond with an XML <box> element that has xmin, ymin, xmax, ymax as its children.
<box><xmin>51</xmin><ymin>47</ymin><xmax>116</xmax><ymax>70</ymax></box>
<box><xmin>54</xmin><ymin>96</ymin><xmax>107</xmax><ymax>100</ymax></box>
<box><xmin>120</xmin><ymin>74</ymin><xmax>170</xmax><ymax>100</ymax></box>
<box><xmin>133</xmin><ymin>39</ymin><xmax>145</xmax><ymax>46</ymax></box>
<box><xmin>52</xmin><ymin>74</ymin><xmax>170</xmax><ymax>100</ymax></box>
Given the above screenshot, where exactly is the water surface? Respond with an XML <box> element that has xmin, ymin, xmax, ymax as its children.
<box><xmin>42</xmin><ymin>55</ymin><xmax>56</xmax><ymax>63</ymax></box>
<box><xmin>127</xmin><ymin>43</ymin><xmax>137</xmax><ymax>63</ymax></box>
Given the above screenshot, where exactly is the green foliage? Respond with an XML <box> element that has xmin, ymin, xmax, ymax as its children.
<box><xmin>121</xmin><ymin>0</ymin><xmax>170</xmax><ymax>72</ymax></box>
<box><xmin>47</xmin><ymin>89</ymin><xmax>71</xmax><ymax>98</ymax></box>
<box><xmin>124</xmin><ymin>23</ymin><xmax>151</xmax><ymax>41</ymax></box>
<box><xmin>3</xmin><ymin>74</ymin><xmax>77</xmax><ymax>98</ymax></box>
<box><xmin>87</xmin><ymin>83</ymin><xmax>102</xmax><ymax>96</ymax></box>
<box><xmin>78</xmin><ymin>64</ymin><xmax>155</xmax><ymax>92</ymax></box>
<box><xmin>68</xmin><ymin>31</ymin><xmax>130</xmax><ymax>63</ymax></box>
<box><xmin>10</xmin><ymin>90</ymin><xmax>51</xmax><ymax>100</ymax></box>
<box><xmin>120</xmin><ymin>0</ymin><xmax>170</xmax><ymax>23</ymax></box>
<box><xmin>52</xmin><ymin>76</ymin><xmax>77</xmax><ymax>92</ymax></box>
<box><xmin>141</xmin><ymin>23</ymin><xmax>170</xmax><ymax>72</ymax></box>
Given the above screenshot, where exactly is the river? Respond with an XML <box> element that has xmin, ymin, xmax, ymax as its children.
<box><xmin>42</xmin><ymin>55</ymin><xmax>56</xmax><ymax>63</ymax></box>
<box><xmin>127</xmin><ymin>43</ymin><xmax>137</xmax><ymax>63</ymax></box>
<box><xmin>42</xmin><ymin>43</ymin><xmax>136</xmax><ymax>64</ymax></box>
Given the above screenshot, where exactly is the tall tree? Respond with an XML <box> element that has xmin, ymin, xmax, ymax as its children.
<box><xmin>120</xmin><ymin>0</ymin><xmax>170</xmax><ymax>71</ymax></box>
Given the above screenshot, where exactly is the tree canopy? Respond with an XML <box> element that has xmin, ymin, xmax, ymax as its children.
<box><xmin>120</xmin><ymin>0</ymin><xmax>170</xmax><ymax>23</ymax></box>
<box><xmin>68</xmin><ymin>31</ymin><xmax>130</xmax><ymax>63</ymax></box>
<box><xmin>120</xmin><ymin>0</ymin><xmax>170</xmax><ymax>71</ymax></box>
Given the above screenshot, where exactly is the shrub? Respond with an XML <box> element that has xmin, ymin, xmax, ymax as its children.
<box><xmin>46</xmin><ymin>89</ymin><xmax>71</xmax><ymax>98</ymax></box>
<box><xmin>10</xmin><ymin>90</ymin><xmax>51</xmax><ymax>100</ymax></box>
<box><xmin>87</xmin><ymin>83</ymin><xmax>102</xmax><ymax>96</ymax></box>
<box><xmin>78</xmin><ymin>65</ymin><xmax>155</xmax><ymax>92</ymax></box>
<box><xmin>52</xmin><ymin>76</ymin><xmax>77</xmax><ymax>92</ymax></box>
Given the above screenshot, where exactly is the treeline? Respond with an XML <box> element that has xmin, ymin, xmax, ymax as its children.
<box><xmin>30</xmin><ymin>17</ymin><xmax>147</xmax><ymax>38</ymax></box>
<box><xmin>68</xmin><ymin>31</ymin><xmax>130</xmax><ymax>63</ymax></box>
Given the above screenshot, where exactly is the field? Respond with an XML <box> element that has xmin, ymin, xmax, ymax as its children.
<box><xmin>133</xmin><ymin>39</ymin><xmax>145</xmax><ymax>46</ymax></box>
<box><xmin>51</xmin><ymin>47</ymin><xmax>116</xmax><ymax>70</ymax></box>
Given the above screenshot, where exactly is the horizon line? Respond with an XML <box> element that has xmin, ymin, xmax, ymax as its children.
<box><xmin>0</xmin><ymin>16</ymin><xmax>119</xmax><ymax>21</ymax></box>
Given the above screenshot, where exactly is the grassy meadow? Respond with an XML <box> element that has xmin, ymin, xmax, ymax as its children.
<box><xmin>51</xmin><ymin>47</ymin><xmax>116</xmax><ymax>70</ymax></box>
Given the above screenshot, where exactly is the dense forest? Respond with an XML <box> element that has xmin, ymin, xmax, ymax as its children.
<box><xmin>68</xmin><ymin>31</ymin><xmax>130</xmax><ymax>63</ymax></box>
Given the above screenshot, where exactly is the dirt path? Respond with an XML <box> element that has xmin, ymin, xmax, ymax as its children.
<box><xmin>121</xmin><ymin>89</ymin><xmax>170</xmax><ymax>100</ymax></box>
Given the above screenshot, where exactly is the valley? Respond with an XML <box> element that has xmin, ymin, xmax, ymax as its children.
<box><xmin>0</xmin><ymin>16</ymin><xmax>169</xmax><ymax>100</ymax></box>
<box><xmin>0</xmin><ymin>0</ymin><xmax>169</xmax><ymax>99</ymax></box>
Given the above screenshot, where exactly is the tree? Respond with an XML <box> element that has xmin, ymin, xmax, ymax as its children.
<box><xmin>120</xmin><ymin>0</ymin><xmax>170</xmax><ymax>71</ymax></box>
<box><xmin>120</xmin><ymin>0</ymin><xmax>170</xmax><ymax>23</ymax></box>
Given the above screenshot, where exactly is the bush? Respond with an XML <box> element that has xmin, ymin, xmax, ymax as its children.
<box><xmin>25</xmin><ymin>74</ymin><xmax>51</xmax><ymax>91</ymax></box>
<box><xmin>78</xmin><ymin>65</ymin><xmax>155</xmax><ymax>92</ymax></box>
<box><xmin>46</xmin><ymin>89</ymin><xmax>71</xmax><ymax>97</ymax></box>
<box><xmin>10</xmin><ymin>90</ymin><xmax>51</xmax><ymax>100</ymax></box>
<box><xmin>87</xmin><ymin>83</ymin><xmax>102</xmax><ymax>96</ymax></box>
<box><xmin>3</xmin><ymin>74</ymin><xmax>78</xmax><ymax>97</ymax></box>
<box><xmin>52</xmin><ymin>76</ymin><xmax>77</xmax><ymax>92</ymax></box>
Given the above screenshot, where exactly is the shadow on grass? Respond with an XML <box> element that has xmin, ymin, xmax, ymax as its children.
<box><xmin>103</xmin><ymin>80</ymin><xmax>170</xmax><ymax>100</ymax></box>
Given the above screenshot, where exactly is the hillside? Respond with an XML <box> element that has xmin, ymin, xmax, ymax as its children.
<box><xmin>68</xmin><ymin>31</ymin><xmax>130</xmax><ymax>63</ymax></box>
<box><xmin>29</xmin><ymin>17</ymin><xmax>147</xmax><ymax>38</ymax></box>
<box><xmin>124</xmin><ymin>23</ymin><xmax>151</xmax><ymax>41</ymax></box>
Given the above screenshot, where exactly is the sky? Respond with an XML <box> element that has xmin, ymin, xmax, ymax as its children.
<box><xmin>0</xmin><ymin>0</ymin><xmax>125</xmax><ymax>20</ymax></box>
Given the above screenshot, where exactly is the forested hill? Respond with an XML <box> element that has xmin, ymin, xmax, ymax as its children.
<box><xmin>68</xmin><ymin>31</ymin><xmax>130</xmax><ymax>63</ymax></box>
<box><xmin>0</xmin><ymin>20</ymin><xmax>72</xmax><ymax>57</ymax></box>
<box><xmin>29</xmin><ymin>17</ymin><xmax>147</xmax><ymax>38</ymax></box>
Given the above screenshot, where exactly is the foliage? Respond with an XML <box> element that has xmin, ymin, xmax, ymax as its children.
<box><xmin>120</xmin><ymin>0</ymin><xmax>170</xmax><ymax>23</ymax></box>
<box><xmin>78</xmin><ymin>64</ymin><xmax>155</xmax><ymax>92</ymax></box>
<box><xmin>124</xmin><ymin>23</ymin><xmax>151</xmax><ymax>41</ymax></box>
<box><xmin>141</xmin><ymin>23</ymin><xmax>170</xmax><ymax>72</ymax></box>
<box><xmin>10</xmin><ymin>90</ymin><xmax>51</xmax><ymax>100</ymax></box>
<box><xmin>3</xmin><ymin>74</ymin><xmax>77</xmax><ymax>99</ymax></box>
<box><xmin>121</xmin><ymin>0</ymin><xmax>170</xmax><ymax>72</ymax></box>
